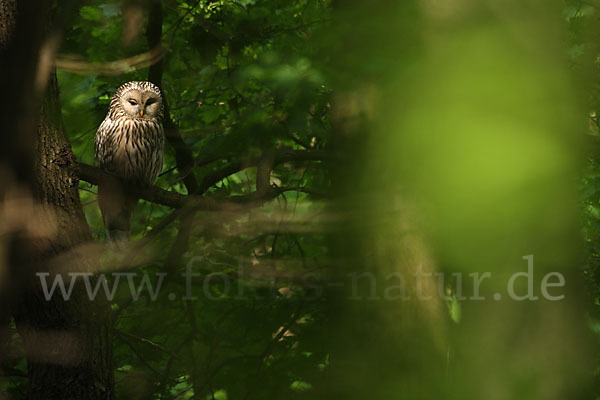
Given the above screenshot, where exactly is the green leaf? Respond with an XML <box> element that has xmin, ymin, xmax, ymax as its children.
<box><xmin>80</xmin><ymin>6</ymin><xmax>102</xmax><ymax>21</ymax></box>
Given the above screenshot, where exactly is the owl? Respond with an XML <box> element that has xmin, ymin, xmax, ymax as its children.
<box><xmin>95</xmin><ymin>81</ymin><xmax>165</xmax><ymax>241</ymax></box>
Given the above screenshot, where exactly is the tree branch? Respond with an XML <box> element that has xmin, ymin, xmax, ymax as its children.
<box><xmin>75</xmin><ymin>162</ymin><xmax>307</xmax><ymax>210</ymax></box>
<box><xmin>198</xmin><ymin>150</ymin><xmax>328</xmax><ymax>194</ymax></box>
<box><xmin>115</xmin><ymin>330</ymin><xmax>182</xmax><ymax>361</ymax></box>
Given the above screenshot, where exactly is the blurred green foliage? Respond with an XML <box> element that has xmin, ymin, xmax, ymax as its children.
<box><xmin>3</xmin><ymin>0</ymin><xmax>600</xmax><ymax>399</ymax></box>
<box><xmin>326</xmin><ymin>0</ymin><xmax>594</xmax><ymax>399</ymax></box>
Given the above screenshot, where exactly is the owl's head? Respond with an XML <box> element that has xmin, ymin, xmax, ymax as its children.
<box><xmin>114</xmin><ymin>81</ymin><xmax>163</xmax><ymax>121</ymax></box>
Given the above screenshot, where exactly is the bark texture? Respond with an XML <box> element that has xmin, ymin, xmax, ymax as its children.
<box><xmin>13</xmin><ymin>74</ymin><xmax>115</xmax><ymax>400</ymax></box>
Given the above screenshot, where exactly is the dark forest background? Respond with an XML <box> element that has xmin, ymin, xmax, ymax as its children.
<box><xmin>1</xmin><ymin>0</ymin><xmax>600</xmax><ymax>399</ymax></box>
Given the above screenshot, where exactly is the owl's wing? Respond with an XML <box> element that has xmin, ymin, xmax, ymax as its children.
<box><xmin>148</xmin><ymin>124</ymin><xmax>165</xmax><ymax>183</ymax></box>
<box><xmin>95</xmin><ymin>116</ymin><xmax>117</xmax><ymax>169</ymax></box>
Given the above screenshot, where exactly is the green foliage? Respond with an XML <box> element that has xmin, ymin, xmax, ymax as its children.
<box><xmin>4</xmin><ymin>1</ymin><xmax>595</xmax><ymax>398</ymax></box>
<box><xmin>51</xmin><ymin>1</ymin><xmax>332</xmax><ymax>398</ymax></box>
<box><xmin>559</xmin><ymin>0</ymin><xmax>600</xmax><ymax>393</ymax></box>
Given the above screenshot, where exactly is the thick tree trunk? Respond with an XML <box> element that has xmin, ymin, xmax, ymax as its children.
<box><xmin>0</xmin><ymin>2</ymin><xmax>114</xmax><ymax>399</ymax></box>
<box><xmin>12</xmin><ymin>73</ymin><xmax>115</xmax><ymax>400</ymax></box>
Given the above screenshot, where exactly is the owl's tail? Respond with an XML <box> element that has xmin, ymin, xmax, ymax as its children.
<box><xmin>98</xmin><ymin>181</ymin><xmax>137</xmax><ymax>245</ymax></box>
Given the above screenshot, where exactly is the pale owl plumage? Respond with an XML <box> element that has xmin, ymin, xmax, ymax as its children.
<box><xmin>95</xmin><ymin>81</ymin><xmax>165</xmax><ymax>241</ymax></box>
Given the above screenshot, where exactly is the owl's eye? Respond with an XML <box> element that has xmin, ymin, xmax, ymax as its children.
<box><xmin>146</xmin><ymin>98</ymin><xmax>156</xmax><ymax>106</ymax></box>
<box><xmin>128</xmin><ymin>99</ymin><xmax>137</xmax><ymax>105</ymax></box>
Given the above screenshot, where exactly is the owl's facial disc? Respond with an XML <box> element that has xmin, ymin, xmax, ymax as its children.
<box><xmin>120</xmin><ymin>89</ymin><xmax>144</xmax><ymax>118</ymax></box>
<box><xmin>119</xmin><ymin>88</ymin><xmax>162</xmax><ymax>119</ymax></box>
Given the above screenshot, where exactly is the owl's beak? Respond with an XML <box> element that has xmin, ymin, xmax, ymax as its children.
<box><xmin>139</xmin><ymin>110</ymin><xmax>144</xmax><ymax>117</ymax></box>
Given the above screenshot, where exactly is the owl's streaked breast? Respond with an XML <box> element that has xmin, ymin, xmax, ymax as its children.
<box><xmin>95</xmin><ymin>116</ymin><xmax>164</xmax><ymax>185</ymax></box>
